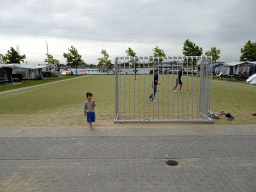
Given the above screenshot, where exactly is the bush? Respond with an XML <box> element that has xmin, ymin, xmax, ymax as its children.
<box><xmin>42</xmin><ymin>71</ymin><xmax>52</xmax><ymax>78</ymax></box>
<box><xmin>12</xmin><ymin>73</ymin><xmax>23</xmax><ymax>81</ymax></box>
<box><xmin>51</xmin><ymin>72</ymin><xmax>58</xmax><ymax>77</ymax></box>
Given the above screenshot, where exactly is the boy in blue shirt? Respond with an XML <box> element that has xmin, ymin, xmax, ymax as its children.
<box><xmin>84</xmin><ymin>92</ymin><xmax>96</xmax><ymax>130</ymax></box>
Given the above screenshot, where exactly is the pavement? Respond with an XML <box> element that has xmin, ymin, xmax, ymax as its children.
<box><xmin>0</xmin><ymin>125</ymin><xmax>256</xmax><ymax>192</ymax></box>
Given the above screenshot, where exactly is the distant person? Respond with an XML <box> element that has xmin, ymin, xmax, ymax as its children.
<box><xmin>173</xmin><ymin>69</ymin><xmax>184</xmax><ymax>92</ymax></box>
<box><xmin>134</xmin><ymin>67</ymin><xmax>138</xmax><ymax>80</ymax></box>
<box><xmin>149</xmin><ymin>69</ymin><xmax>160</xmax><ymax>102</ymax></box>
<box><xmin>84</xmin><ymin>92</ymin><xmax>96</xmax><ymax>130</ymax></box>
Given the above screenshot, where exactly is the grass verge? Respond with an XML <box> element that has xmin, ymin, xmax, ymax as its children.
<box><xmin>0</xmin><ymin>75</ymin><xmax>82</xmax><ymax>92</ymax></box>
<box><xmin>0</xmin><ymin>75</ymin><xmax>255</xmax><ymax>127</ymax></box>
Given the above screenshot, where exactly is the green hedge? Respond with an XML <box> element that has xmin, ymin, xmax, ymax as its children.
<box><xmin>12</xmin><ymin>73</ymin><xmax>23</xmax><ymax>81</ymax></box>
<box><xmin>42</xmin><ymin>71</ymin><xmax>52</xmax><ymax>78</ymax></box>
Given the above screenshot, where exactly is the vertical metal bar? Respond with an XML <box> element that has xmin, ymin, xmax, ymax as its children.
<box><xmin>120</xmin><ymin>59</ymin><xmax>122</xmax><ymax>119</ymax></box>
<box><xmin>138</xmin><ymin>57</ymin><xmax>140</xmax><ymax>121</ymax></box>
<box><xmin>114</xmin><ymin>57</ymin><xmax>118</xmax><ymax>120</ymax></box>
<box><xmin>162</xmin><ymin>57</ymin><xmax>164</xmax><ymax>120</ymax></box>
<box><xmin>152</xmin><ymin>57</ymin><xmax>155</xmax><ymax>120</ymax></box>
<box><xmin>134</xmin><ymin>57</ymin><xmax>135</xmax><ymax>120</ymax></box>
<box><xmin>208</xmin><ymin>56</ymin><xmax>211</xmax><ymax>115</ymax></box>
<box><xmin>191</xmin><ymin>57</ymin><xmax>194</xmax><ymax>120</ymax></box>
<box><xmin>210</xmin><ymin>56</ymin><xmax>213</xmax><ymax>116</ymax></box>
<box><xmin>117</xmin><ymin>57</ymin><xmax>122</xmax><ymax>119</ymax></box>
<box><xmin>148</xmin><ymin>57</ymin><xmax>150</xmax><ymax>121</ymax></box>
<box><xmin>158</xmin><ymin>57</ymin><xmax>160</xmax><ymax>121</ymax></box>
<box><xmin>168</xmin><ymin>57</ymin><xmax>170</xmax><ymax>120</ymax></box>
<box><xmin>177</xmin><ymin>56</ymin><xmax>180</xmax><ymax>120</ymax></box>
<box><xmin>182</xmin><ymin>57</ymin><xmax>184</xmax><ymax>121</ymax></box>
<box><xmin>129</xmin><ymin>58</ymin><xmax>131</xmax><ymax>120</ymax></box>
<box><xmin>123</xmin><ymin>58</ymin><xmax>126</xmax><ymax>120</ymax></box>
<box><xmin>172</xmin><ymin>57</ymin><xmax>174</xmax><ymax>120</ymax></box>
<box><xmin>205</xmin><ymin>56</ymin><xmax>208</xmax><ymax>116</ymax></box>
<box><xmin>143</xmin><ymin>57</ymin><xmax>145</xmax><ymax>121</ymax></box>
<box><xmin>196</xmin><ymin>56</ymin><xmax>199</xmax><ymax>120</ymax></box>
<box><xmin>186</xmin><ymin>56</ymin><xmax>189</xmax><ymax>120</ymax></box>
<box><xmin>119</xmin><ymin>58</ymin><xmax>121</xmax><ymax>120</ymax></box>
<box><xmin>199</xmin><ymin>56</ymin><xmax>205</xmax><ymax>114</ymax></box>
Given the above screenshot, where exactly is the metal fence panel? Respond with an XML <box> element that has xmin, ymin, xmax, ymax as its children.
<box><xmin>114</xmin><ymin>56</ymin><xmax>213</xmax><ymax>123</ymax></box>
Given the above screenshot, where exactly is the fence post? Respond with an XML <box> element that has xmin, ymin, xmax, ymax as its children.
<box><xmin>199</xmin><ymin>56</ymin><xmax>205</xmax><ymax>113</ymax></box>
<box><xmin>115</xmin><ymin>57</ymin><xmax>119</xmax><ymax>120</ymax></box>
<box><xmin>114</xmin><ymin>56</ymin><xmax>213</xmax><ymax>123</ymax></box>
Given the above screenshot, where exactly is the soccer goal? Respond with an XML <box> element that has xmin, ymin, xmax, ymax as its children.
<box><xmin>114</xmin><ymin>56</ymin><xmax>213</xmax><ymax>123</ymax></box>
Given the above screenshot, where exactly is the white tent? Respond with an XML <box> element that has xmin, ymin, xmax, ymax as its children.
<box><xmin>215</xmin><ymin>64</ymin><xmax>229</xmax><ymax>76</ymax></box>
<box><xmin>246</xmin><ymin>74</ymin><xmax>256</xmax><ymax>84</ymax></box>
<box><xmin>222</xmin><ymin>62</ymin><xmax>255</xmax><ymax>76</ymax></box>
<box><xmin>0</xmin><ymin>64</ymin><xmax>44</xmax><ymax>80</ymax></box>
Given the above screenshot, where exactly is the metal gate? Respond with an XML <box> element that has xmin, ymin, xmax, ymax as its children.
<box><xmin>114</xmin><ymin>56</ymin><xmax>213</xmax><ymax>123</ymax></box>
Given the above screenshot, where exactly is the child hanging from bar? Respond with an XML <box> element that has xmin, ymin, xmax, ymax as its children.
<box><xmin>84</xmin><ymin>92</ymin><xmax>96</xmax><ymax>130</ymax></box>
<box><xmin>149</xmin><ymin>68</ymin><xmax>160</xmax><ymax>102</ymax></box>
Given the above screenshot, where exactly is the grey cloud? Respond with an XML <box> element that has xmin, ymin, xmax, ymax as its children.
<box><xmin>0</xmin><ymin>0</ymin><xmax>256</xmax><ymax>57</ymax></box>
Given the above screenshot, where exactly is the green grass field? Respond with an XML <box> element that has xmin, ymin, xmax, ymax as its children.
<box><xmin>117</xmin><ymin>74</ymin><xmax>208</xmax><ymax>122</ymax></box>
<box><xmin>0</xmin><ymin>75</ymin><xmax>255</xmax><ymax>127</ymax></box>
<box><xmin>0</xmin><ymin>75</ymin><xmax>80</xmax><ymax>92</ymax></box>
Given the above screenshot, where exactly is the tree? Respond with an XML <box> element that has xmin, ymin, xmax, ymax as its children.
<box><xmin>125</xmin><ymin>47</ymin><xmax>136</xmax><ymax>57</ymax></box>
<box><xmin>63</xmin><ymin>46</ymin><xmax>84</xmax><ymax>74</ymax></box>
<box><xmin>150</xmin><ymin>45</ymin><xmax>166</xmax><ymax>67</ymax></box>
<box><xmin>4</xmin><ymin>47</ymin><xmax>26</xmax><ymax>64</ymax></box>
<box><xmin>205</xmin><ymin>47</ymin><xmax>221</xmax><ymax>62</ymax></box>
<box><xmin>97</xmin><ymin>49</ymin><xmax>112</xmax><ymax>74</ymax></box>
<box><xmin>240</xmin><ymin>40</ymin><xmax>256</xmax><ymax>61</ymax></box>
<box><xmin>183</xmin><ymin>39</ymin><xmax>203</xmax><ymax>57</ymax></box>
<box><xmin>44</xmin><ymin>53</ymin><xmax>60</xmax><ymax>65</ymax></box>
<box><xmin>0</xmin><ymin>54</ymin><xmax>7</xmax><ymax>64</ymax></box>
<box><xmin>125</xmin><ymin>47</ymin><xmax>138</xmax><ymax>68</ymax></box>
<box><xmin>183</xmin><ymin>39</ymin><xmax>203</xmax><ymax>71</ymax></box>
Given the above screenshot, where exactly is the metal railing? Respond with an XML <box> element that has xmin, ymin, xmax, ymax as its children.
<box><xmin>114</xmin><ymin>56</ymin><xmax>213</xmax><ymax>123</ymax></box>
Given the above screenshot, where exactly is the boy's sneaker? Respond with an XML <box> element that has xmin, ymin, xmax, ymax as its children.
<box><xmin>172</xmin><ymin>90</ymin><xmax>175</xmax><ymax>92</ymax></box>
<box><xmin>227</xmin><ymin>117</ymin><xmax>234</xmax><ymax>121</ymax></box>
<box><xmin>179</xmin><ymin>91</ymin><xmax>183</xmax><ymax>93</ymax></box>
<box><xmin>153</xmin><ymin>100</ymin><xmax>157</xmax><ymax>102</ymax></box>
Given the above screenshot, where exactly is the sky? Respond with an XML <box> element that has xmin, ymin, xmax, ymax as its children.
<box><xmin>0</xmin><ymin>0</ymin><xmax>256</xmax><ymax>64</ymax></box>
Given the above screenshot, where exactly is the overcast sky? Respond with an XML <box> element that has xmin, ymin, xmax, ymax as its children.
<box><xmin>1</xmin><ymin>0</ymin><xmax>255</xmax><ymax>64</ymax></box>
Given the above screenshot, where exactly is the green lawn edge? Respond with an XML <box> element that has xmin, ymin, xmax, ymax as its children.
<box><xmin>0</xmin><ymin>75</ymin><xmax>83</xmax><ymax>92</ymax></box>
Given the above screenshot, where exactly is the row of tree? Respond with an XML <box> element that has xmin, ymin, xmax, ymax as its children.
<box><xmin>1</xmin><ymin>40</ymin><xmax>255</xmax><ymax>69</ymax></box>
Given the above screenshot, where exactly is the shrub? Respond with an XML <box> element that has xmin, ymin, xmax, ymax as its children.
<box><xmin>42</xmin><ymin>71</ymin><xmax>52</xmax><ymax>78</ymax></box>
<box><xmin>12</xmin><ymin>73</ymin><xmax>23</xmax><ymax>81</ymax></box>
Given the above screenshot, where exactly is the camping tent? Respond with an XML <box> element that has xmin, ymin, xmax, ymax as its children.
<box><xmin>246</xmin><ymin>74</ymin><xmax>256</xmax><ymax>84</ymax></box>
<box><xmin>209</xmin><ymin>63</ymin><xmax>224</xmax><ymax>74</ymax></box>
<box><xmin>0</xmin><ymin>66</ymin><xmax>13</xmax><ymax>85</ymax></box>
<box><xmin>215</xmin><ymin>61</ymin><xmax>256</xmax><ymax>78</ymax></box>
<box><xmin>215</xmin><ymin>63</ymin><xmax>229</xmax><ymax>76</ymax></box>
<box><xmin>0</xmin><ymin>64</ymin><xmax>44</xmax><ymax>80</ymax></box>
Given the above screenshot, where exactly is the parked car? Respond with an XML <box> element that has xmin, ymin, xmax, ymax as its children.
<box><xmin>61</xmin><ymin>71</ymin><xmax>73</xmax><ymax>76</ymax></box>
